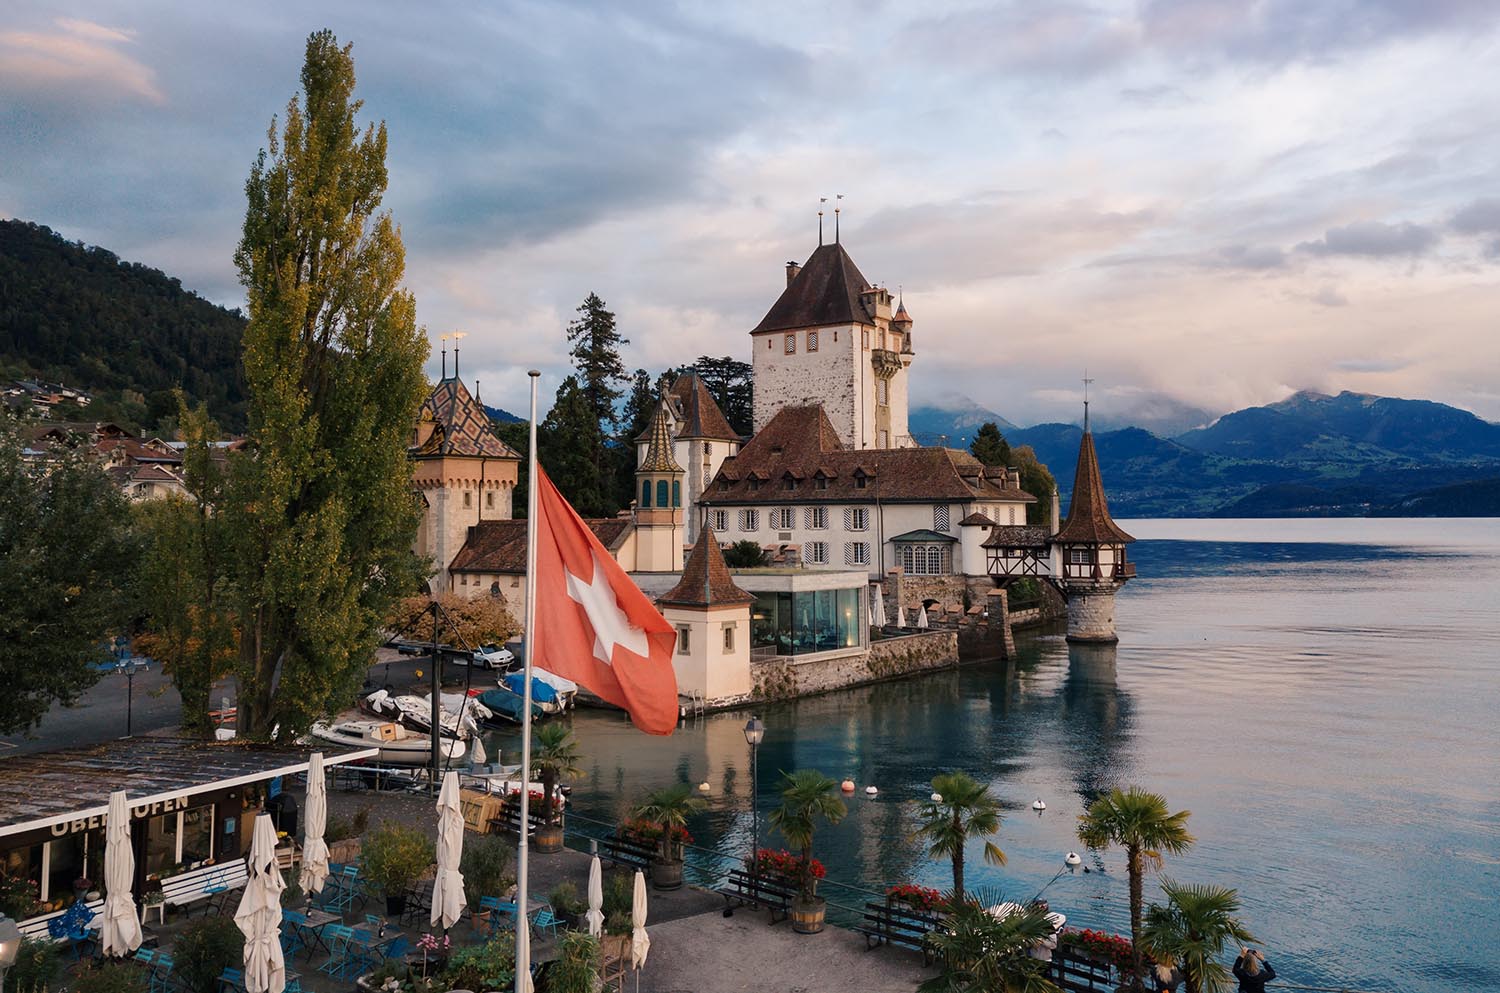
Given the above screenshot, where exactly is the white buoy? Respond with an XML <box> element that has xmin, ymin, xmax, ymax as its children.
<box><xmin>698</xmin><ymin>781</ymin><xmax>711</xmax><ymax>793</ymax></box>
<box><xmin>1065</xmin><ymin>852</ymin><xmax>1082</xmax><ymax>866</ymax></box>
<box><xmin>865</xmin><ymin>786</ymin><xmax>878</xmax><ymax>795</ymax></box>
<box><xmin>931</xmin><ymin>793</ymin><xmax>943</xmax><ymax>803</ymax></box>
<box><xmin>1032</xmin><ymin>799</ymin><xmax>1046</xmax><ymax>811</ymax></box>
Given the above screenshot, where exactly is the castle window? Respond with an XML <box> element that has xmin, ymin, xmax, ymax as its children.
<box><xmin>854</xmin><ymin>473</ymin><xmax>868</xmax><ymax>489</ymax></box>
<box><xmin>934</xmin><ymin>505</ymin><xmax>951</xmax><ymax>532</ymax></box>
<box><xmin>845</xmin><ymin>542</ymin><xmax>870</xmax><ymax>566</ymax></box>
<box><xmin>782</xmin><ymin>475</ymin><xmax>797</xmax><ymax>491</ymax></box>
<box><xmin>784</xmin><ymin>334</ymin><xmax>796</xmax><ymax>354</ymax></box>
<box><xmin>846</xmin><ymin>507</ymin><xmax>869</xmax><ymax>531</ymax></box>
<box><xmin>641</xmin><ymin>480</ymin><xmax>652</xmax><ymax>507</ymax></box>
<box><xmin>876</xmin><ymin>379</ymin><xmax>888</xmax><ymax>406</ymax></box>
<box><xmin>672</xmin><ymin>480</ymin><xmax>681</xmax><ymax>507</ymax></box>
<box><xmin>711</xmin><ymin>510</ymin><xmax>728</xmax><ymax>531</ymax></box>
<box><xmin>656</xmin><ymin>479</ymin><xmax>670</xmax><ymax>507</ymax></box>
<box><xmin>677</xmin><ymin>626</ymin><xmax>691</xmax><ymax>655</ymax></box>
<box><xmin>814</xmin><ymin>475</ymin><xmax>828</xmax><ymax>490</ymax></box>
<box><xmin>805</xmin><ymin>541</ymin><xmax>829</xmax><ymax>565</ymax></box>
<box><xmin>749</xmin><ymin>478</ymin><xmax>761</xmax><ymax>492</ymax></box>
<box><xmin>463</xmin><ymin>491</ymin><xmax>472</xmax><ymax>508</ymax></box>
<box><xmin>718</xmin><ymin>478</ymin><xmax>730</xmax><ymax>492</ymax></box>
<box><xmin>808</xmin><ymin>331</ymin><xmax>819</xmax><ymax>352</ymax></box>
<box><xmin>703</xmin><ymin>442</ymin><xmax>710</xmax><ymax>455</ymax></box>
<box><xmin>900</xmin><ymin>543</ymin><xmax>950</xmax><ymax>576</ymax></box>
<box><xmin>862</xmin><ymin>329</ymin><xmax>870</xmax><ymax>350</ymax></box>
<box><xmin>739</xmin><ymin>509</ymin><xmax>759</xmax><ymax>531</ymax></box>
<box><xmin>486</xmin><ymin>491</ymin><xmax>495</xmax><ymax>509</ymax></box>
<box><xmin>722</xmin><ymin>624</ymin><xmax>736</xmax><ymax>653</ymax></box>
<box><xmin>806</xmin><ymin>506</ymin><xmax>828</xmax><ymax>530</ymax></box>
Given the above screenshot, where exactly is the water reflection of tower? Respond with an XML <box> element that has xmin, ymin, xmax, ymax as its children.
<box><xmin>1059</xmin><ymin>641</ymin><xmax>1134</xmax><ymax>805</ymax></box>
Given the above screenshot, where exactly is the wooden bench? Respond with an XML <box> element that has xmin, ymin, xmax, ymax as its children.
<box><xmin>18</xmin><ymin>899</ymin><xmax>105</xmax><ymax>943</ymax></box>
<box><xmin>718</xmin><ymin>869</ymin><xmax>794</xmax><ymax>924</ymax></box>
<box><xmin>596</xmin><ymin>835</ymin><xmax>655</xmax><ymax>872</ymax></box>
<box><xmin>486</xmin><ymin>806</ymin><xmax>549</xmax><ymax>839</ymax></box>
<box><xmin>161</xmin><ymin>859</ymin><xmax>250</xmax><ymax>916</ymax></box>
<box><xmin>854</xmin><ymin>902</ymin><xmax>943</xmax><ymax>963</ymax></box>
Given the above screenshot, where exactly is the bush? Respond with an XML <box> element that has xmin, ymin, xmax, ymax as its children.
<box><xmin>361</xmin><ymin>821</ymin><xmax>434</xmax><ymax>897</ymax></box>
<box><xmin>174</xmin><ymin>916</ymin><xmax>245</xmax><ymax>993</ymax></box>
<box><xmin>723</xmin><ymin>540</ymin><xmax>768</xmax><ymax>568</ymax></box>
<box><xmin>70</xmin><ymin>961</ymin><xmax>149</xmax><ymax>993</ymax></box>
<box><xmin>602</xmin><ymin>873</ymin><xmax>633</xmax><ymax>935</ymax></box>
<box><xmin>324</xmin><ymin>813</ymin><xmax>353</xmax><ymax>844</ymax></box>
<box><xmin>280</xmin><ymin>869</ymin><xmax>303</xmax><ymax>908</ymax></box>
<box><xmin>542</xmin><ymin>932</ymin><xmax>600</xmax><ymax>993</ymax></box>
<box><xmin>442</xmin><ymin>936</ymin><xmax>515</xmax><ymax>991</ymax></box>
<box><xmin>460</xmin><ymin>833</ymin><xmax>513</xmax><ymax>905</ymax></box>
<box><xmin>548</xmin><ymin>880</ymin><xmax>585</xmax><ymax>918</ymax></box>
<box><xmin>3</xmin><ymin>937</ymin><xmax>59</xmax><ymax>993</ymax></box>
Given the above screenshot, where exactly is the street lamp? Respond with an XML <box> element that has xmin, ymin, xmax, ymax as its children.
<box><xmin>119</xmin><ymin>657</ymin><xmax>149</xmax><ymax>738</ymax></box>
<box><xmin>743</xmin><ymin>716</ymin><xmax>765</xmax><ymax>877</ymax></box>
<box><xmin>0</xmin><ymin>911</ymin><xmax>22</xmax><ymax>992</ymax></box>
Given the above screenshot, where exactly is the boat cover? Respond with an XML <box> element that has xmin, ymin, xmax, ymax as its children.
<box><xmin>501</xmin><ymin>672</ymin><xmax>560</xmax><ymax>704</ymax></box>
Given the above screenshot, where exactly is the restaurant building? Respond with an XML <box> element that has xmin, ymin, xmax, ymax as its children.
<box><xmin>0</xmin><ymin>737</ymin><xmax>372</xmax><ymax>920</ymax></box>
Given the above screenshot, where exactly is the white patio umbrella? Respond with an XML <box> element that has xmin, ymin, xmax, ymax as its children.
<box><xmin>516</xmin><ymin>923</ymin><xmax>534</xmax><ymax>993</ymax></box>
<box><xmin>871</xmin><ymin>590</ymin><xmax>887</xmax><ymax>628</ymax></box>
<box><xmin>630</xmin><ymin>869</ymin><xmax>650</xmax><ymax>970</ymax></box>
<box><xmin>916</xmin><ymin>605</ymin><xmax>929</xmax><ymax>629</ymax></box>
<box><xmin>585</xmin><ymin>855</ymin><xmax>604</xmax><ymax>937</ymax></box>
<box><xmin>431</xmin><ymin>771</ymin><xmax>467</xmax><ymax>931</ymax></box>
<box><xmin>299</xmin><ymin>752</ymin><xmax>329</xmax><ymax>894</ymax></box>
<box><xmin>101</xmin><ymin>790</ymin><xmax>142</xmax><ymax>957</ymax></box>
<box><xmin>896</xmin><ymin>603</ymin><xmax>908</xmax><ymax>628</ymax></box>
<box><xmin>235</xmin><ymin>814</ymin><xmax>287</xmax><ymax>993</ymax></box>
<box><xmin>469</xmin><ymin>734</ymin><xmax>487</xmax><ymax>766</ymax></box>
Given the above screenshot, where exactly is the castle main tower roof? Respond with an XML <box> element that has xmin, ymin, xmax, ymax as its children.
<box><xmin>1054</xmin><ymin>430</ymin><xmax>1134</xmax><ymax>544</ymax></box>
<box><xmin>752</xmin><ymin>243</ymin><xmax>874</xmax><ymax>333</ymax></box>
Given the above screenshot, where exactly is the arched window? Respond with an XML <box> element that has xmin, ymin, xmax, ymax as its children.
<box><xmin>656</xmin><ymin>479</ymin><xmax>669</xmax><ymax>507</ymax></box>
<box><xmin>671</xmin><ymin>480</ymin><xmax>681</xmax><ymax>507</ymax></box>
<box><xmin>641</xmin><ymin>480</ymin><xmax>651</xmax><ymax>507</ymax></box>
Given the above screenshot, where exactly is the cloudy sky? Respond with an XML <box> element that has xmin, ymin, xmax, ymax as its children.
<box><xmin>4</xmin><ymin>1</ymin><xmax>1499</xmax><ymax>427</ymax></box>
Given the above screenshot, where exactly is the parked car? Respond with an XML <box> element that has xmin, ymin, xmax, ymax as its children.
<box><xmin>471</xmin><ymin>644</ymin><xmax>516</xmax><ymax>670</ymax></box>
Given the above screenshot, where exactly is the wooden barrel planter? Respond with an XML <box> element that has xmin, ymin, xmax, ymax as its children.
<box><xmin>533</xmin><ymin>822</ymin><xmax>565</xmax><ymax>853</ymax></box>
<box><xmin>649</xmin><ymin>858</ymin><xmax>684</xmax><ymax>890</ymax></box>
<box><xmin>790</xmin><ymin>896</ymin><xmax>826</xmax><ymax>934</ymax></box>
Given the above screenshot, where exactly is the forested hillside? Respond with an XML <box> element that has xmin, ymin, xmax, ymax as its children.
<box><xmin>0</xmin><ymin>219</ymin><xmax>247</xmax><ymax>430</ymax></box>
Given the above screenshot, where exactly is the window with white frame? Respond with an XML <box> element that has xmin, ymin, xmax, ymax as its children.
<box><xmin>933</xmin><ymin>505</ymin><xmax>951</xmax><ymax>532</ymax></box>
<box><xmin>876</xmin><ymin>378</ymin><xmax>888</xmax><ymax>406</ymax></box>
<box><xmin>711</xmin><ymin>510</ymin><xmax>728</xmax><ymax>532</ymax></box>
<box><xmin>784</xmin><ymin>333</ymin><xmax>796</xmax><ymax>354</ymax></box>
<box><xmin>900</xmin><ymin>543</ymin><xmax>949</xmax><ymax>576</ymax></box>
<box><xmin>677</xmin><ymin>625</ymin><xmax>691</xmax><ymax>654</ymax></box>
<box><xmin>806</xmin><ymin>506</ymin><xmax>828</xmax><ymax>529</ymax></box>
<box><xmin>739</xmin><ymin>509</ymin><xmax>759</xmax><ymax>531</ymax></box>
<box><xmin>845</xmin><ymin>542</ymin><xmax>870</xmax><ymax>566</ymax></box>
<box><xmin>722</xmin><ymin>623</ymin><xmax>735</xmax><ymax>653</ymax></box>
<box><xmin>844</xmin><ymin>506</ymin><xmax>869</xmax><ymax>531</ymax></box>
<box><xmin>808</xmin><ymin>331</ymin><xmax>819</xmax><ymax>352</ymax></box>
<box><xmin>1067</xmin><ymin>548</ymin><xmax>1092</xmax><ymax>565</ymax></box>
<box><xmin>805</xmin><ymin>541</ymin><xmax>830</xmax><ymax>564</ymax></box>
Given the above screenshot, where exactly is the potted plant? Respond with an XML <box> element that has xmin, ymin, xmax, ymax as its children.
<box><xmin>631</xmin><ymin>782</ymin><xmax>707</xmax><ymax>890</ymax></box>
<box><xmin>530</xmin><ymin>723</ymin><xmax>583</xmax><ymax>853</ymax></box>
<box><xmin>72</xmin><ymin>875</ymin><xmax>94</xmax><ymax>900</ymax></box>
<box><xmin>545</xmin><ymin>932</ymin><xmax>602</xmax><ymax>993</ymax></box>
<box><xmin>460</xmin><ymin>834</ymin><xmax>513</xmax><ymax>930</ymax></box>
<box><xmin>440</xmin><ymin>935</ymin><xmax>514</xmax><ymax>991</ymax></box>
<box><xmin>768</xmin><ymin>769</ymin><xmax>847</xmax><ymax>934</ymax></box>
<box><xmin>886</xmin><ymin>883</ymin><xmax>944</xmax><ymax>915</ymax></box>
<box><xmin>361</xmin><ymin>821</ymin><xmax>435</xmax><ymax>916</ymax></box>
<box><xmin>548</xmin><ymin>881</ymin><xmax>587</xmax><ymax>928</ymax></box>
<box><xmin>598</xmin><ymin>873</ymin><xmax>633</xmax><ymax>962</ymax></box>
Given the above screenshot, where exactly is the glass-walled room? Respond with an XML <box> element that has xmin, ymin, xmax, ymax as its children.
<box><xmin>750</xmin><ymin>587</ymin><xmax>863</xmax><ymax>656</ymax></box>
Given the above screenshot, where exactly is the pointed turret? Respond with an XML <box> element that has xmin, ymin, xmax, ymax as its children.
<box><xmin>1054</xmin><ymin>430</ymin><xmax>1134</xmax><ymax>545</ymax></box>
<box><xmin>1052</xmin><ymin>417</ymin><xmax>1136</xmax><ymax>643</ymax></box>
<box><xmin>658</xmin><ymin>526</ymin><xmax>754</xmax><ymax>608</ymax></box>
<box><xmin>657</xmin><ymin>526</ymin><xmax>755</xmax><ymax>704</ymax></box>
<box><xmin>635</xmin><ymin>394</ymin><xmax>685</xmax><ymax>571</ymax></box>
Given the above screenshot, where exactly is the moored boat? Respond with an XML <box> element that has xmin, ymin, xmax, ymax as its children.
<box><xmin>309</xmin><ymin>720</ymin><xmax>466</xmax><ymax>765</ymax></box>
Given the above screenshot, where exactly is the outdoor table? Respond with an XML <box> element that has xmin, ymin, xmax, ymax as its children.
<box><xmin>301</xmin><ymin>908</ymin><xmax>342</xmax><ymax>954</ymax></box>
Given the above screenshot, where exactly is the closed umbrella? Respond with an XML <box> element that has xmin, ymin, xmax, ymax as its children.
<box><xmin>431</xmin><ymin>771</ymin><xmax>466</xmax><ymax>931</ymax></box>
<box><xmin>235</xmin><ymin>814</ymin><xmax>286</xmax><ymax>993</ymax></box>
<box><xmin>630</xmin><ymin>869</ymin><xmax>650</xmax><ymax>970</ymax></box>
<box><xmin>299</xmin><ymin>753</ymin><xmax>329</xmax><ymax>894</ymax></box>
<box><xmin>896</xmin><ymin>603</ymin><xmax>908</xmax><ymax>628</ymax></box>
<box><xmin>585</xmin><ymin>855</ymin><xmax>604</xmax><ymax>937</ymax></box>
<box><xmin>871</xmin><ymin>590</ymin><xmax>886</xmax><ymax>628</ymax></box>
<box><xmin>101</xmin><ymin>790</ymin><xmax>142</xmax><ymax>957</ymax></box>
<box><xmin>916</xmin><ymin>605</ymin><xmax>929</xmax><ymax>629</ymax></box>
<box><xmin>469</xmin><ymin>734</ymin><xmax>487</xmax><ymax>767</ymax></box>
<box><xmin>516</xmin><ymin>923</ymin><xmax>534</xmax><ymax>993</ymax></box>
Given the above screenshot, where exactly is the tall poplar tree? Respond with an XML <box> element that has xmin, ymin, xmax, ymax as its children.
<box><xmin>229</xmin><ymin>30</ymin><xmax>429</xmax><ymax>739</ymax></box>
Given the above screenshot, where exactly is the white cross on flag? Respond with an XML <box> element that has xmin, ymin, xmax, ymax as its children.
<box><xmin>530</xmin><ymin>466</ymin><xmax>679</xmax><ymax>734</ymax></box>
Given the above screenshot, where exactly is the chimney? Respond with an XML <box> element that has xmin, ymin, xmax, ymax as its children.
<box><xmin>786</xmin><ymin>261</ymin><xmax>801</xmax><ymax>287</ymax></box>
<box><xmin>1009</xmin><ymin>468</ymin><xmax>1021</xmax><ymax>489</ymax></box>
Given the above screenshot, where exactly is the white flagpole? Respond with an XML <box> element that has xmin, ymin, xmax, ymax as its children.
<box><xmin>516</xmin><ymin>370</ymin><xmax>541</xmax><ymax>992</ymax></box>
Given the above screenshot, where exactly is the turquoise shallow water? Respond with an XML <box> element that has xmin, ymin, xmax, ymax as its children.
<box><xmin>486</xmin><ymin>519</ymin><xmax>1500</xmax><ymax>993</ymax></box>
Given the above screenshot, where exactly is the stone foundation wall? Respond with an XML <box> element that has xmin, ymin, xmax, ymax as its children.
<box><xmin>1066</xmin><ymin>588</ymin><xmax>1119</xmax><ymax>642</ymax></box>
<box><xmin>747</xmin><ymin>630</ymin><xmax>957</xmax><ymax>704</ymax></box>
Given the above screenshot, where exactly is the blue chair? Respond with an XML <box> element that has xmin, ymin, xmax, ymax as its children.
<box><xmin>318</xmin><ymin>925</ymin><xmax>358</xmax><ymax>980</ymax></box>
<box><xmin>217</xmin><ymin>967</ymin><xmax>246</xmax><ymax>993</ymax></box>
<box><xmin>148</xmin><ymin>953</ymin><xmax>175</xmax><ymax>993</ymax></box>
<box><xmin>133</xmin><ymin>948</ymin><xmax>157</xmax><ymax>968</ymax></box>
<box><xmin>478</xmin><ymin>896</ymin><xmax>517</xmax><ymax>938</ymax></box>
<box><xmin>280</xmin><ymin>910</ymin><xmax>307</xmax><ymax>959</ymax></box>
<box><xmin>201</xmin><ymin>869</ymin><xmax>231</xmax><ymax>915</ymax></box>
<box><xmin>530</xmin><ymin>905</ymin><xmax>562</xmax><ymax>939</ymax></box>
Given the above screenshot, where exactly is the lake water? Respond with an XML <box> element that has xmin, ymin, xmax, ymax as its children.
<box><xmin>486</xmin><ymin>519</ymin><xmax>1500</xmax><ymax>993</ymax></box>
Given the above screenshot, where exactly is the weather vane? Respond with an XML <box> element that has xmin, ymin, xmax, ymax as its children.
<box><xmin>818</xmin><ymin>197</ymin><xmax>827</xmax><ymax>245</ymax></box>
<box><xmin>452</xmin><ymin>331</ymin><xmax>467</xmax><ymax>378</ymax></box>
<box><xmin>1083</xmin><ymin>371</ymin><xmax>1094</xmax><ymax>431</ymax></box>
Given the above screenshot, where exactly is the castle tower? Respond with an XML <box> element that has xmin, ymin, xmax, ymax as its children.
<box><xmin>634</xmin><ymin>395</ymin><xmax>686</xmax><ymax>572</ymax></box>
<box><xmin>635</xmin><ymin>372</ymin><xmax>740</xmax><ymax>546</ymax></box>
<box><xmin>750</xmin><ymin>242</ymin><xmax>914</xmax><ymax>449</ymax></box>
<box><xmin>411</xmin><ymin>371</ymin><xmax>520</xmax><ymax>591</ymax></box>
<box><xmin>657</xmin><ymin>526</ymin><xmax>755</xmax><ymax>704</ymax></box>
<box><xmin>1053</xmin><ymin>417</ymin><xmax>1135</xmax><ymax>642</ymax></box>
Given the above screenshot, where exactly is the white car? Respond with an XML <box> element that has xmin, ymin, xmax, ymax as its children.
<box><xmin>471</xmin><ymin>644</ymin><xmax>516</xmax><ymax>670</ymax></box>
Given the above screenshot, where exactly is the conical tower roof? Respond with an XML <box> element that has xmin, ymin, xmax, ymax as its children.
<box><xmin>639</xmin><ymin>395</ymin><xmax>683</xmax><ymax>473</ymax></box>
<box><xmin>1054</xmin><ymin>430</ymin><xmax>1134</xmax><ymax>544</ymax></box>
<box><xmin>658</xmin><ymin>526</ymin><xmax>754</xmax><ymax>607</ymax></box>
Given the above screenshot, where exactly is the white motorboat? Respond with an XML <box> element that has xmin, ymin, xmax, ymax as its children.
<box><xmin>363</xmin><ymin>690</ymin><xmax>479</xmax><ymax>739</ymax></box>
<box><xmin>310</xmin><ymin>720</ymin><xmax>466</xmax><ymax>766</ymax></box>
<box><xmin>496</xmin><ymin>668</ymin><xmax>579</xmax><ymax>714</ymax></box>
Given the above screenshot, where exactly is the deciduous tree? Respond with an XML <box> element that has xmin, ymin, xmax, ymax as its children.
<box><xmin>229</xmin><ymin>29</ymin><xmax>429</xmax><ymax>739</ymax></box>
<box><xmin>388</xmin><ymin>592</ymin><xmax>518</xmax><ymax>649</ymax></box>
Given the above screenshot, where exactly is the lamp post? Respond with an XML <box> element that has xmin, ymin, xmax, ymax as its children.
<box><xmin>743</xmin><ymin>716</ymin><xmax>765</xmax><ymax>877</ymax></box>
<box><xmin>119</xmin><ymin>657</ymin><xmax>149</xmax><ymax>738</ymax></box>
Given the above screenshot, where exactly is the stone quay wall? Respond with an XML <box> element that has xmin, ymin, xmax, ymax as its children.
<box><xmin>748</xmin><ymin>630</ymin><xmax>957</xmax><ymax>704</ymax></box>
<box><xmin>1065</xmin><ymin>587</ymin><xmax>1119</xmax><ymax>642</ymax></box>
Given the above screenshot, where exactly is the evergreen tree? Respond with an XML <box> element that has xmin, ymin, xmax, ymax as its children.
<box><xmin>541</xmin><ymin>376</ymin><xmax>607</xmax><ymax>517</ymax></box>
<box><xmin>614</xmin><ymin>368</ymin><xmax>657</xmax><ymax>510</ymax></box>
<box><xmin>494</xmin><ymin>420</ymin><xmax>530</xmax><ymax>518</ymax></box>
<box><xmin>566</xmin><ymin>292</ymin><xmax>629</xmax><ymax>428</ymax></box>
<box><xmin>134</xmin><ymin>400</ymin><xmax>238</xmax><ymax>737</ymax></box>
<box><xmin>690</xmin><ymin>355</ymin><xmax>754</xmax><ymax>436</ymax></box>
<box><xmin>969</xmin><ymin>421</ymin><xmax>1012</xmax><ymax>468</ymax></box>
<box><xmin>228</xmin><ymin>30</ymin><xmax>430</xmax><ymax>739</ymax></box>
<box><xmin>0</xmin><ymin>421</ymin><xmax>139</xmax><ymax>734</ymax></box>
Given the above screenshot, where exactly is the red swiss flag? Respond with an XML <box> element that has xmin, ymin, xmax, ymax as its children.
<box><xmin>529</xmin><ymin>465</ymin><xmax>679</xmax><ymax>735</ymax></box>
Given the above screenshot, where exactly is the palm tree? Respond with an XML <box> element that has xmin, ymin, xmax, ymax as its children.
<box><xmin>632</xmin><ymin>782</ymin><xmax>708</xmax><ymax>863</ymax></box>
<box><xmin>915</xmin><ymin>771</ymin><xmax>1007</xmax><ymax>902</ymax></box>
<box><xmin>767</xmin><ymin>769</ymin><xmax>847</xmax><ymax>903</ymax></box>
<box><xmin>1076</xmin><ymin>786</ymin><xmax>1195</xmax><ymax>987</ymax></box>
<box><xmin>531</xmin><ymin>722</ymin><xmax>583</xmax><ymax>826</ymax></box>
<box><xmin>919</xmin><ymin>897</ymin><xmax>1061</xmax><ymax>993</ymax></box>
<box><xmin>1141</xmin><ymin>879</ymin><xmax>1255</xmax><ymax>993</ymax></box>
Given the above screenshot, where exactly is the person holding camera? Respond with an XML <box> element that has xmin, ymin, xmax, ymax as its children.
<box><xmin>1233</xmin><ymin>948</ymin><xmax>1276</xmax><ymax>992</ymax></box>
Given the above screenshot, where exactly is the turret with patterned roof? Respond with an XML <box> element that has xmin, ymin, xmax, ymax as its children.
<box><xmin>1051</xmin><ymin>403</ymin><xmax>1135</xmax><ymax>642</ymax></box>
<box><xmin>634</xmin><ymin>394</ymin><xmax>685</xmax><ymax>572</ymax></box>
<box><xmin>410</xmin><ymin>367</ymin><xmax>520</xmax><ymax>590</ymax></box>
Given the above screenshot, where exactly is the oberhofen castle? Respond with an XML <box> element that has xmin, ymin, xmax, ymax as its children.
<box><xmin>410</xmin><ymin>236</ymin><xmax>1134</xmax><ymax>708</ymax></box>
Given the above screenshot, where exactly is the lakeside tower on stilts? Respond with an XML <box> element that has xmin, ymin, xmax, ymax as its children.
<box><xmin>1052</xmin><ymin>403</ymin><xmax>1135</xmax><ymax>642</ymax></box>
